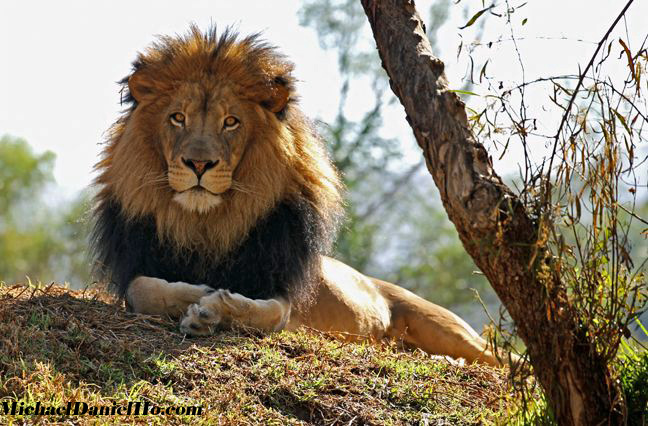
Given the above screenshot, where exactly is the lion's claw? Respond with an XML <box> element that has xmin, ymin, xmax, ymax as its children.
<box><xmin>180</xmin><ymin>302</ymin><xmax>216</xmax><ymax>336</ymax></box>
<box><xmin>179</xmin><ymin>289</ymin><xmax>237</xmax><ymax>336</ymax></box>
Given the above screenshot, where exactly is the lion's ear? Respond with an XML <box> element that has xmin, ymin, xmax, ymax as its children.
<box><xmin>260</xmin><ymin>77</ymin><xmax>291</xmax><ymax>113</ymax></box>
<box><xmin>128</xmin><ymin>71</ymin><xmax>157</xmax><ymax>103</ymax></box>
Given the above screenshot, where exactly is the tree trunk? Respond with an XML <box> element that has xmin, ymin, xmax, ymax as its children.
<box><xmin>359</xmin><ymin>1</ymin><xmax>623</xmax><ymax>424</ymax></box>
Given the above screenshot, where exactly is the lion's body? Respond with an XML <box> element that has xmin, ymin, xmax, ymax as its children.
<box><xmin>92</xmin><ymin>27</ymin><xmax>503</xmax><ymax>366</ymax></box>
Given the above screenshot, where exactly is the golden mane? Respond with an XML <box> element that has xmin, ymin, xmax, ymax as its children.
<box><xmin>94</xmin><ymin>26</ymin><xmax>343</xmax><ymax>255</ymax></box>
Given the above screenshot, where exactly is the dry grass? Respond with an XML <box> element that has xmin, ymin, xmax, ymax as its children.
<box><xmin>0</xmin><ymin>283</ymin><xmax>514</xmax><ymax>425</ymax></box>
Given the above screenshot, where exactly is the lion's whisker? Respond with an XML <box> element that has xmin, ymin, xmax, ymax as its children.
<box><xmin>230</xmin><ymin>181</ymin><xmax>263</xmax><ymax>197</ymax></box>
<box><xmin>131</xmin><ymin>173</ymin><xmax>168</xmax><ymax>193</ymax></box>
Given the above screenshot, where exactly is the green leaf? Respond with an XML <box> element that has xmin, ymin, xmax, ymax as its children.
<box><xmin>612</xmin><ymin>108</ymin><xmax>632</xmax><ymax>136</ymax></box>
<box><xmin>479</xmin><ymin>60</ymin><xmax>490</xmax><ymax>83</ymax></box>
<box><xmin>459</xmin><ymin>7</ymin><xmax>491</xmax><ymax>30</ymax></box>
<box><xmin>522</xmin><ymin>18</ymin><xmax>528</xmax><ymax>25</ymax></box>
<box><xmin>448</xmin><ymin>89</ymin><xmax>480</xmax><ymax>96</ymax></box>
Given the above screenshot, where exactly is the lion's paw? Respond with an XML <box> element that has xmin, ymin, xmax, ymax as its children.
<box><xmin>179</xmin><ymin>289</ymin><xmax>251</xmax><ymax>336</ymax></box>
<box><xmin>179</xmin><ymin>302</ymin><xmax>220</xmax><ymax>336</ymax></box>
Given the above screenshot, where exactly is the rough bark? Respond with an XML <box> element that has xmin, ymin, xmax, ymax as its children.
<box><xmin>359</xmin><ymin>1</ymin><xmax>623</xmax><ymax>424</ymax></box>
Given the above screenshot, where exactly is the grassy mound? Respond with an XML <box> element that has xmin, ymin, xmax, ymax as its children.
<box><xmin>0</xmin><ymin>284</ymin><xmax>513</xmax><ymax>425</ymax></box>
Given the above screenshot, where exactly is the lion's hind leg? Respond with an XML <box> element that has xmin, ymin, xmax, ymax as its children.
<box><xmin>126</xmin><ymin>276</ymin><xmax>213</xmax><ymax>318</ymax></box>
<box><xmin>374</xmin><ymin>279</ymin><xmax>502</xmax><ymax>366</ymax></box>
<box><xmin>179</xmin><ymin>290</ymin><xmax>291</xmax><ymax>336</ymax></box>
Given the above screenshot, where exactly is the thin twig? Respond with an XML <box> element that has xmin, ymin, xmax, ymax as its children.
<box><xmin>547</xmin><ymin>0</ymin><xmax>636</xmax><ymax>184</ymax></box>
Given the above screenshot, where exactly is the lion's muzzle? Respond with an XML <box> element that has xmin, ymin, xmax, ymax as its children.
<box><xmin>169</xmin><ymin>149</ymin><xmax>233</xmax><ymax>213</ymax></box>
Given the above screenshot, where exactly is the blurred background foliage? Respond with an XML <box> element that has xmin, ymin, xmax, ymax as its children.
<box><xmin>0</xmin><ymin>135</ymin><xmax>90</xmax><ymax>287</ymax></box>
<box><xmin>299</xmin><ymin>0</ymin><xmax>499</xmax><ymax>326</ymax></box>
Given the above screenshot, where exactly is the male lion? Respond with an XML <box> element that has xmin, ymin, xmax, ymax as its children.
<box><xmin>92</xmin><ymin>27</ymin><xmax>503</xmax><ymax>366</ymax></box>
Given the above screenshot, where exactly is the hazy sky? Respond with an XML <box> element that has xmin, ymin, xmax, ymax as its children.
<box><xmin>1</xmin><ymin>1</ymin><xmax>646</xmax><ymax>200</ymax></box>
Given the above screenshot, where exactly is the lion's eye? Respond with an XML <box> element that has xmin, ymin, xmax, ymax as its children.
<box><xmin>223</xmin><ymin>116</ymin><xmax>240</xmax><ymax>130</ymax></box>
<box><xmin>170</xmin><ymin>112</ymin><xmax>186</xmax><ymax>127</ymax></box>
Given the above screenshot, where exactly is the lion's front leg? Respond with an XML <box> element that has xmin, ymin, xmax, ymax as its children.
<box><xmin>126</xmin><ymin>276</ymin><xmax>213</xmax><ymax>318</ymax></box>
<box><xmin>179</xmin><ymin>290</ymin><xmax>291</xmax><ymax>336</ymax></box>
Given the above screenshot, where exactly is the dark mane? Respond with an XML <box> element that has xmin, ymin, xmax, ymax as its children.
<box><xmin>91</xmin><ymin>196</ymin><xmax>334</xmax><ymax>308</ymax></box>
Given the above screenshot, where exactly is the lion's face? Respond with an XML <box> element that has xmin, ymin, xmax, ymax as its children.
<box><xmin>96</xmin><ymin>28</ymin><xmax>343</xmax><ymax>253</ymax></box>
<box><xmin>125</xmin><ymin>51</ymin><xmax>290</xmax><ymax>215</ymax></box>
<box><xmin>155</xmin><ymin>83</ymin><xmax>252</xmax><ymax>213</ymax></box>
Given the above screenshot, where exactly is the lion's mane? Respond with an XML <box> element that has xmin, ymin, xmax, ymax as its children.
<box><xmin>91</xmin><ymin>27</ymin><xmax>344</xmax><ymax>307</ymax></box>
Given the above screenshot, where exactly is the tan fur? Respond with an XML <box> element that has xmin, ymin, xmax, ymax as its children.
<box><xmin>131</xmin><ymin>256</ymin><xmax>504</xmax><ymax>366</ymax></box>
<box><xmin>107</xmin><ymin>28</ymin><xmax>509</xmax><ymax>366</ymax></box>
<box><xmin>127</xmin><ymin>276</ymin><xmax>213</xmax><ymax>318</ymax></box>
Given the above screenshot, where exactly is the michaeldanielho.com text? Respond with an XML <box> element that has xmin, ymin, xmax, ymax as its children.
<box><xmin>1</xmin><ymin>401</ymin><xmax>203</xmax><ymax>416</ymax></box>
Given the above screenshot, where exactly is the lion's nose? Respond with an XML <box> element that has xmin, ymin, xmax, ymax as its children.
<box><xmin>182</xmin><ymin>158</ymin><xmax>219</xmax><ymax>178</ymax></box>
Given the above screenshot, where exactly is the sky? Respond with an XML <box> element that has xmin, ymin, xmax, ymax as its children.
<box><xmin>1</xmin><ymin>0</ymin><xmax>646</xmax><ymax>200</ymax></box>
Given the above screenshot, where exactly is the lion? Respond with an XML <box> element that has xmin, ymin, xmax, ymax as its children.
<box><xmin>91</xmin><ymin>26</ymin><xmax>505</xmax><ymax>366</ymax></box>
